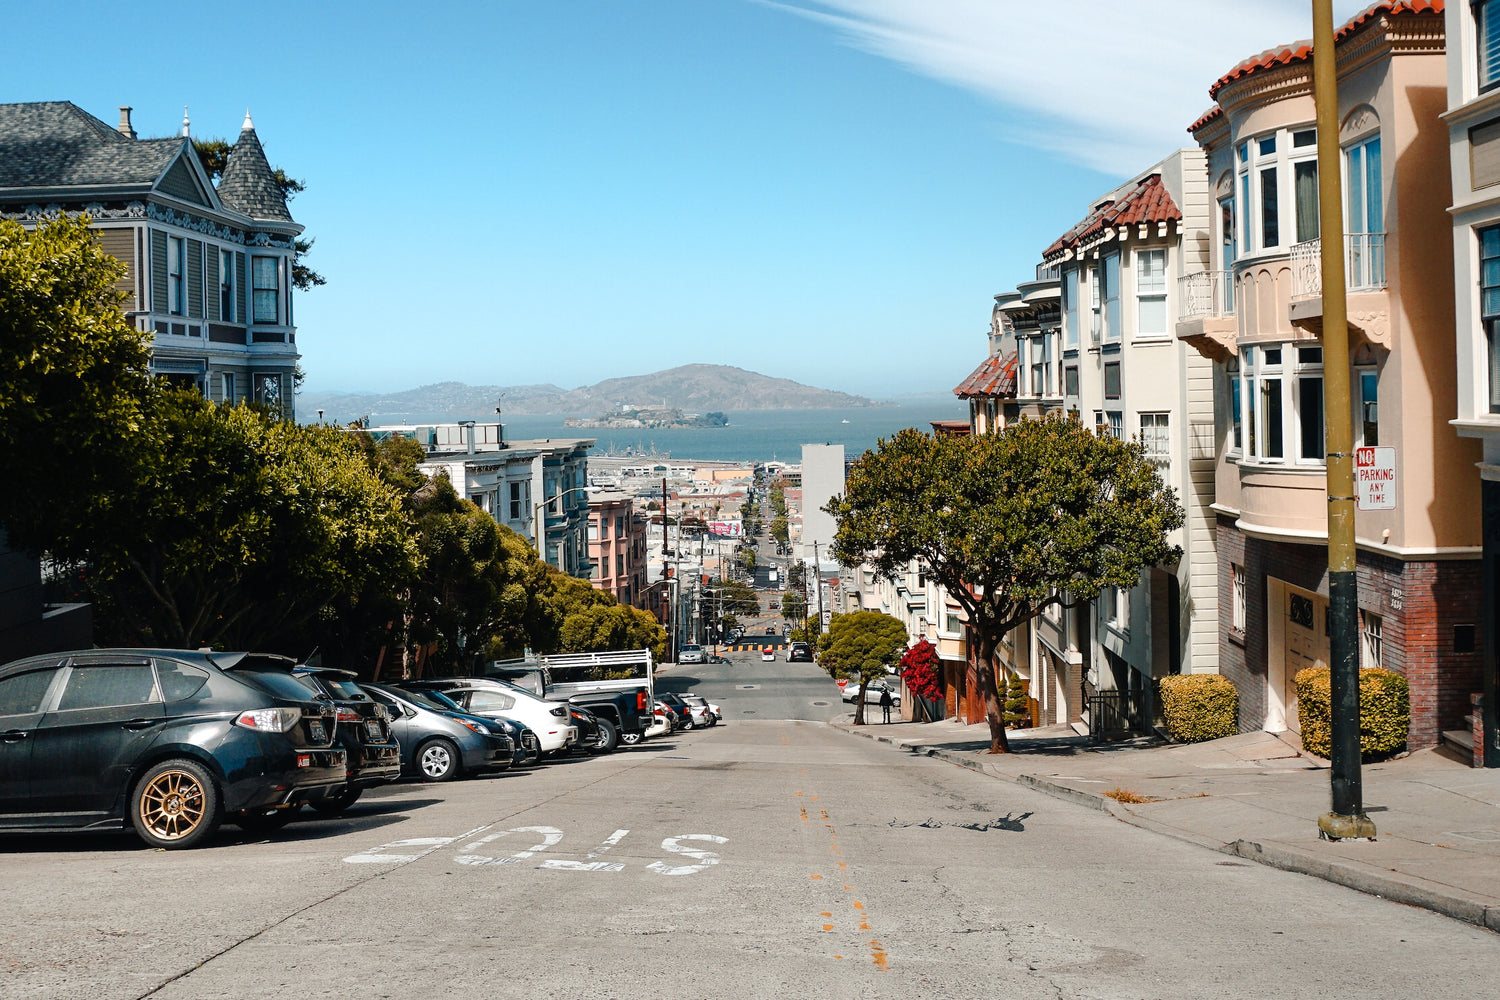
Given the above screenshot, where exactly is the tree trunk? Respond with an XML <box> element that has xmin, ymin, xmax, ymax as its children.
<box><xmin>853</xmin><ymin>680</ymin><xmax>868</xmax><ymax>725</ymax></box>
<box><xmin>975</xmin><ymin>631</ymin><xmax>1011</xmax><ymax>753</ymax></box>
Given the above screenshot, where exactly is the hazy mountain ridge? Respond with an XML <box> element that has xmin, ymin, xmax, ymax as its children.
<box><xmin>301</xmin><ymin>365</ymin><xmax>880</xmax><ymax>423</ymax></box>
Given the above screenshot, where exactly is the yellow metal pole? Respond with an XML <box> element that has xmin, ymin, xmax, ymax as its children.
<box><xmin>1312</xmin><ymin>0</ymin><xmax>1374</xmax><ymax>840</ymax></box>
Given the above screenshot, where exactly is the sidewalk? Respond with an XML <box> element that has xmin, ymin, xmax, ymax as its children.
<box><xmin>832</xmin><ymin>715</ymin><xmax>1500</xmax><ymax>933</ymax></box>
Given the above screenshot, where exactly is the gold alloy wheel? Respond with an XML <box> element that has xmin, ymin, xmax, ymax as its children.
<box><xmin>136</xmin><ymin>768</ymin><xmax>208</xmax><ymax>842</ymax></box>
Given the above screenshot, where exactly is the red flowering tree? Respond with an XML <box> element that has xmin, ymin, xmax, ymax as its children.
<box><xmin>900</xmin><ymin>637</ymin><xmax>942</xmax><ymax>706</ymax></box>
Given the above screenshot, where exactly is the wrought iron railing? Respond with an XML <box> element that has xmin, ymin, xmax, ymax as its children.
<box><xmin>1290</xmin><ymin>233</ymin><xmax>1386</xmax><ymax>299</ymax></box>
<box><xmin>1178</xmin><ymin>270</ymin><xmax>1234</xmax><ymax>318</ymax></box>
<box><xmin>1087</xmin><ymin>689</ymin><xmax>1149</xmax><ymax>741</ymax></box>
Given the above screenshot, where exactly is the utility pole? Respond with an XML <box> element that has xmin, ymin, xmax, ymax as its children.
<box><xmin>1312</xmin><ymin>0</ymin><xmax>1373</xmax><ymax>841</ymax></box>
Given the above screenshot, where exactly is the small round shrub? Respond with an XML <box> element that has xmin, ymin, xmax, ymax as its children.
<box><xmin>1293</xmin><ymin>666</ymin><xmax>1409</xmax><ymax>761</ymax></box>
<box><xmin>1158</xmin><ymin>673</ymin><xmax>1239</xmax><ymax>743</ymax></box>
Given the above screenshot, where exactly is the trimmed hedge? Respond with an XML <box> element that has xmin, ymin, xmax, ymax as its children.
<box><xmin>1294</xmin><ymin>666</ymin><xmax>1409</xmax><ymax>761</ymax></box>
<box><xmin>1158</xmin><ymin>674</ymin><xmax>1239</xmax><ymax>743</ymax></box>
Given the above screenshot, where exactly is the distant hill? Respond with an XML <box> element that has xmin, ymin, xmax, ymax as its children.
<box><xmin>301</xmin><ymin>365</ymin><xmax>881</xmax><ymax>423</ymax></box>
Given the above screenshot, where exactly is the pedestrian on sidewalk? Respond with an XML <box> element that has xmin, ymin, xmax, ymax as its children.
<box><xmin>879</xmin><ymin>687</ymin><xmax>893</xmax><ymax>724</ymax></box>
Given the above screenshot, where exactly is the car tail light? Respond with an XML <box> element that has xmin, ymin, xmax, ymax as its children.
<box><xmin>549</xmin><ymin>705</ymin><xmax>568</xmax><ymax>718</ymax></box>
<box><xmin>335</xmin><ymin>707</ymin><xmax>362</xmax><ymax>722</ymax></box>
<box><xmin>233</xmin><ymin>707</ymin><xmax>302</xmax><ymax>732</ymax></box>
<box><xmin>637</xmin><ymin>692</ymin><xmax>648</xmax><ymax>711</ymax></box>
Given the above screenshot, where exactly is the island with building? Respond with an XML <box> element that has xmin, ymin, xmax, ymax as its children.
<box><xmin>564</xmin><ymin>407</ymin><xmax>728</xmax><ymax>430</ymax></box>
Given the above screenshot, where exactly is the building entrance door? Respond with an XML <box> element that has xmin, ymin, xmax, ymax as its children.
<box><xmin>1281</xmin><ymin>587</ymin><xmax>1328</xmax><ymax>735</ymax></box>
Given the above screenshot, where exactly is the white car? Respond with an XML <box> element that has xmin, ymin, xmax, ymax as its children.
<box><xmin>842</xmin><ymin>679</ymin><xmax>901</xmax><ymax>707</ymax></box>
<box><xmin>682</xmin><ymin>693</ymin><xmax>720</xmax><ymax>725</ymax></box>
<box><xmin>422</xmin><ymin>680</ymin><xmax>579</xmax><ymax>755</ymax></box>
<box><xmin>677</xmin><ymin>644</ymin><xmax>707</xmax><ymax>664</ymax></box>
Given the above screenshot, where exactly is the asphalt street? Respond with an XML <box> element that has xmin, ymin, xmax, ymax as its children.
<box><xmin>2</xmin><ymin>651</ymin><xmax>1496</xmax><ymax>1000</ymax></box>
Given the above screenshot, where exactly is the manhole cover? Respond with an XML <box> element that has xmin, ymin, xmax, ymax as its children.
<box><xmin>742</xmin><ymin>710</ymin><xmax>757</xmax><ymax>715</ymax></box>
<box><xmin>811</xmin><ymin>701</ymin><xmax>829</xmax><ymax>706</ymax></box>
<box><xmin>739</xmin><ymin>684</ymin><xmax>760</xmax><ymax>690</ymax></box>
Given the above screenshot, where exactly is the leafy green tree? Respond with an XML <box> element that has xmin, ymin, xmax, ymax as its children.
<box><xmin>825</xmin><ymin>417</ymin><xmax>1182</xmax><ymax>752</ymax></box>
<box><xmin>771</xmin><ymin>515</ymin><xmax>789</xmax><ymax>546</ymax></box>
<box><xmin>0</xmin><ymin>216</ymin><xmax>153</xmax><ymax>556</ymax></box>
<box><xmin>559</xmin><ymin>603</ymin><xmax>667</xmax><ymax>661</ymax></box>
<box><xmin>193</xmin><ymin>138</ymin><xmax>324</xmax><ymax>291</ymax></box>
<box><xmin>739</xmin><ymin>547</ymin><xmax>757</xmax><ymax>574</ymax></box>
<box><xmin>82</xmin><ymin>392</ymin><xmax>416</xmax><ymax>652</ymax></box>
<box><xmin>781</xmin><ymin>588</ymin><xmax>807</xmax><ymax>623</ymax></box>
<box><xmin>819</xmin><ymin>611</ymin><xmax>908</xmax><ymax>726</ymax></box>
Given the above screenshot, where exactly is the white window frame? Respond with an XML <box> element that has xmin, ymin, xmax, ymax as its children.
<box><xmin>1231</xmin><ymin>564</ymin><xmax>1247</xmax><ymax>632</ymax></box>
<box><xmin>1140</xmin><ymin>412</ymin><xmax>1170</xmax><ymax>475</ymax></box>
<box><xmin>1102</xmin><ymin>253</ymin><xmax>1121</xmax><ymax>343</ymax></box>
<box><xmin>219</xmin><ymin>248</ymin><xmax>236</xmax><ymax>322</ymax></box>
<box><xmin>252</xmin><ymin>255</ymin><xmax>280</xmax><ymax>325</ymax></box>
<box><xmin>220</xmin><ymin>371</ymin><xmax>235</xmax><ymax>404</ymax></box>
<box><xmin>1361</xmin><ymin>610</ymin><xmax>1383</xmax><ymax>669</ymax></box>
<box><xmin>168</xmin><ymin>236</ymin><xmax>185</xmax><ymax>315</ymax></box>
<box><xmin>1135</xmin><ymin>248</ymin><xmax>1168</xmax><ymax>339</ymax></box>
<box><xmin>1063</xmin><ymin>269</ymin><xmax>1081</xmax><ymax>349</ymax></box>
<box><xmin>1105</xmin><ymin>585</ymin><xmax>1130</xmax><ymax>632</ymax></box>
<box><xmin>1235</xmin><ymin>343</ymin><xmax>1325</xmax><ymax>467</ymax></box>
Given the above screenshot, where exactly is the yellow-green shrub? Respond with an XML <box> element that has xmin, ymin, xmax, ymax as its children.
<box><xmin>1293</xmin><ymin>666</ymin><xmax>1409</xmax><ymax>761</ymax></box>
<box><xmin>1158</xmin><ymin>674</ymin><xmax>1239</xmax><ymax>743</ymax></box>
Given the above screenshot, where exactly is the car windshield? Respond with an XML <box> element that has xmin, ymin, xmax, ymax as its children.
<box><xmin>301</xmin><ymin>672</ymin><xmax>365</xmax><ymax>700</ymax></box>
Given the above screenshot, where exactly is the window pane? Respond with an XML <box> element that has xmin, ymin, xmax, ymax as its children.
<box><xmin>1137</xmin><ymin>249</ymin><xmax>1166</xmax><ymax>294</ymax></box>
<box><xmin>1065</xmin><ymin>366</ymin><xmax>1079</xmax><ymax>396</ymax></box>
<box><xmin>1264</xmin><ymin>378</ymin><xmax>1284</xmax><ymax>458</ymax></box>
<box><xmin>1294</xmin><ymin>161</ymin><xmax>1319</xmax><ymax>244</ymax></box>
<box><xmin>1104</xmin><ymin>254</ymin><xmax>1121</xmax><ymax>340</ymax></box>
<box><xmin>157</xmin><ymin>662</ymin><xmax>210</xmax><ymax>702</ymax></box>
<box><xmin>1360</xmin><ymin>371</ymin><xmax>1379</xmax><ymax>445</ymax></box>
<box><xmin>1259</xmin><ymin>135</ymin><xmax>1277</xmax><ymax>156</ymax></box>
<box><xmin>1138</xmin><ymin>296</ymin><xmax>1167</xmax><ymax>336</ymax></box>
<box><xmin>0</xmin><ymin>669</ymin><xmax>58</xmax><ymax>715</ymax></box>
<box><xmin>1063</xmin><ymin>270</ymin><xmax>1080</xmax><ymax>347</ymax></box>
<box><xmin>1241</xmin><ymin>174</ymin><xmax>1253</xmax><ymax>253</ymax></box>
<box><xmin>1299</xmin><ymin>376</ymin><xmax>1324</xmax><ymax>460</ymax></box>
<box><xmin>57</xmin><ymin>665</ymin><xmax>158</xmax><ymax>711</ymax></box>
<box><xmin>1260</xmin><ymin>167</ymin><xmax>1279</xmax><ymax>247</ymax></box>
<box><xmin>1484</xmin><ymin>2</ymin><xmax>1500</xmax><ymax>88</ymax></box>
<box><xmin>1104</xmin><ymin>362</ymin><xmax>1121</xmax><ymax>398</ymax></box>
<box><xmin>1293</xmin><ymin>129</ymin><xmax>1317</xmax><ymax>148</ymax></box>
<box><xmin>1231</xmin><ymin>376</ymin><xmax>1243</xmax><ymax>450</ymax></box>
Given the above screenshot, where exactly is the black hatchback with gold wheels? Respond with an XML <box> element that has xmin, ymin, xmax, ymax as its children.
<box><xmin>0</xmin><ymin>649</ymin><xmax>347</xmax><ymax>849</ymax></box>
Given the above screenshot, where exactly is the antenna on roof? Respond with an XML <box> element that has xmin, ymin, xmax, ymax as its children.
<box><xmin>181</xmin><ymin>106</ymin><xmax>190</xmax><ymax>137</ymax></box>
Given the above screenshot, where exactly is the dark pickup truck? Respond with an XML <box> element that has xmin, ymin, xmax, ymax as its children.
<box><xmin>486</xmin><ymin>650</ymin><xmax>656</xmax><ymax>746</ymax></box>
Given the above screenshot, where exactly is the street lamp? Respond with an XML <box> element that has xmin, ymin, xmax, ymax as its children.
<box><xmin>532</xmin><ymin>485</ymin><xmax>594</xmax><ymax>570</ymax></box>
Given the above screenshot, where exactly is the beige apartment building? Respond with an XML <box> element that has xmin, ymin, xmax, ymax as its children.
<box><xmin>1444</xmin><ymin>0</ymin><xmax>1500</xmax><ymax>764</ymax></box>
<box><xmin>1182</xmin><ymin>1</ymin><xmax>1482</xmax><ymax>749</ymax></box>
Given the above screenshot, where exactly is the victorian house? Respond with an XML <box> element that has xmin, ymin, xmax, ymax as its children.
<box><xmin>0</xmin><ymin>102</ymin><xmax>303</xmax><ymax>416</ymax></box>
<box><xmin>1181</xmin><ymin>1</ymin><xmax>1481</xmax><ymax>750</ymax></box>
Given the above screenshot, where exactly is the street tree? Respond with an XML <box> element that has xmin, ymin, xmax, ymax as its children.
<box><xmin>82</xmin><ymin>392</ymin><xmax>416</xmax><ymax>652</ymax></box>
<box><xmin>825</xmin><ymin>417</ymin><xmax>1183</xmax><ymax>751</ymax></box>
<box><xmin>559</xmin><ymin>602</ymin><xmax>667</xmax><ymax>661</ymax></box>
<box><xmin>0</xmin><ymin>216</ymin><xmax>153</xmax><ymax>556</ymax></box>
<box><xmin>781</xmin><ymin>588</ymin><xmax>807</xmax><ymax>623</ymax></box>
<box><xmin>818</xmin><ymin>611</ymin><xmax>908</xmax><ymax>725</ymax></box>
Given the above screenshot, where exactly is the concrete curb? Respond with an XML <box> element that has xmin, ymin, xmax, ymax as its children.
<box><xmin>831</xmin><ymin>720</ymin><xmax>1500</xmax><ymax>935</ymax></box>
<box><xmin>1223</xmin><ymin>839</ymin><xmax>1500</xmax><ymax>933</ymax></box>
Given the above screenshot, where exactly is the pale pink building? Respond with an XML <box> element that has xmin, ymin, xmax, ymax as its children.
<box><xmin>588</xmin><ymin>491</ymin><xmax>647</xmax><ymax>608</ymax></box>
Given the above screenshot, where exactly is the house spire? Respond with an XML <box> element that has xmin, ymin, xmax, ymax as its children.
<box><xmin>181</xmin><ymin>106</ymin><xmax>190</xmax><ymax>137</ymax></box>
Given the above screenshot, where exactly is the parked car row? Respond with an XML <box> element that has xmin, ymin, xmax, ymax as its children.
<box><xmin>0</xmin><ymin>648</ymin><xmax>719</xmax><ymax>850</ymax></box>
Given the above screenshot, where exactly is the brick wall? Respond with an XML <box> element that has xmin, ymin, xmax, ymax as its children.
<box><xmin>1214</xmin><ymin>514</ymin><xmax>1482</xmax><ymax>749</ymax></box>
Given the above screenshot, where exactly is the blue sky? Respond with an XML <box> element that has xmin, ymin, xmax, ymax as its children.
<box><xmin>9</xmin><ymin>1</ymin><xmax>1369</xmax><ymax>398</ymax></box>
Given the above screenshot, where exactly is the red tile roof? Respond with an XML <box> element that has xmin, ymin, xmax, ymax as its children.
<box><xmin>953</xmin><ymin>353</ymin><xmax>1017</xmax><ymax>399</ymax></box>
<box><xmin>930</xmin><ymin>420</ymin><xmax>971</xmax><ymax>437</ymax></box>
<box><xmin>1207</xmin><ymin>2</ymin><xmax>1442</xmax><ymax>100</ymax></box>
<box><xmin>1045</xmin><ymin>174</ymin><xmax>1181</xmax><ymax>260</ymax></box>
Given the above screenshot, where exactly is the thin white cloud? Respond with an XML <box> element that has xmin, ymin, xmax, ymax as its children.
<box><xmin>763</xmin><ymin>0</ymin><xmax>1373</xmax><ymax>174</ymax></box>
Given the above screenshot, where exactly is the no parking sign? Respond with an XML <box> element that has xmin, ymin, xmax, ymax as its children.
<box><xmin>1355</xmin><ymin>446</ymin><xmax>1396</xmax><ymax>511</ymax></box>
<box><xmin>836</xmin><ymin>679</ymin><xmax>847</xmax><ymax>690</ymax></box>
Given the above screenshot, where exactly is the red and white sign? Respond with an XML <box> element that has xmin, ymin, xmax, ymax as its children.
<box><xmin>1355</xmin><ymin>446</ymin><xmax>1397</xmax><ymax>511</ymax></box>
<box><xmin>836</xmin><ymin>679</ymin><xmax>848</xmax><ymax>690</ymax></box>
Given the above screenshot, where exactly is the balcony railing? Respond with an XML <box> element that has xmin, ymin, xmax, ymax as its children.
<box><xmin>1290</xmin><ymin>233</ymin><xmax>1386</xmax><ymax>299</ymax></box>
<box><xmin>1178</xmin><ymin>270</ymin><xmax>1234</xmax><ymax>319</ymax></box>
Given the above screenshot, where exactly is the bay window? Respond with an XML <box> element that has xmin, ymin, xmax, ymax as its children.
<box><xmin>1063</xmin><ymin>269</ymin><xmax>1080</xmax><ymax>349</ymax></box>
<box><xmin>1102</xmin><ymin>254</ymin><xmax>1121</xmax><ymax>342</ymax></box>
<box><xmin>1234</xmin><ymin>343</ymin><xmax>1326</xmax><ymax>464</ymax></box>
<box><xmin>1482</xmin><ymin>224</ymin><xmax>1500</xmax><ymax>412</ymax></box>
<box><xmin>1235</xmin><ymin>127</ymin><xmax>1320</xmax><ymax>256</ymax></box>
<box><xmin>1141</xmin><ymin>412</ymin><xmax>1170</xmax><ymax>474</ymax></box>
<box><xmin>1346</xmin><ymin>134</ymin><xmax>1384</xmax><ymax>288</ymax></box>
<box><xmin>252</xmin><ymin>255</ymin><xmax>280</xmax><ymax>324</ymax></box>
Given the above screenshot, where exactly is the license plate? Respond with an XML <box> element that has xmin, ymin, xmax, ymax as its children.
<box><xmin>308</xmin><ymin>721</ymin><xmax>327</xmax><ymax>742</ymax></box>
<box><xmin>365</xmin><ymin>720</ymin><xmax>382</xmax><ymax>740</ymax></box>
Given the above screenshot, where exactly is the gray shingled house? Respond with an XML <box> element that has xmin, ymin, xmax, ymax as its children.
<box><xmin>0</xmin><ymin>102</ymin><xmax>303</xmax><ymax>416</ymax></box>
